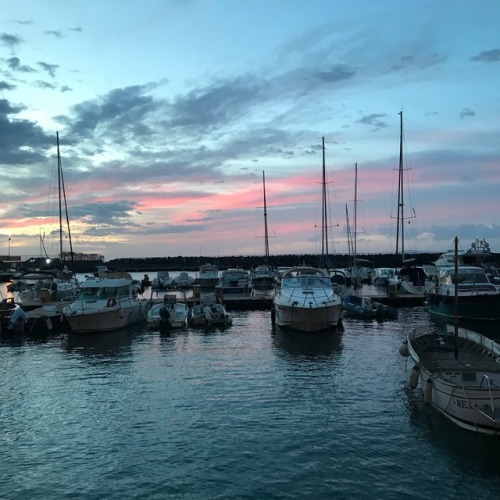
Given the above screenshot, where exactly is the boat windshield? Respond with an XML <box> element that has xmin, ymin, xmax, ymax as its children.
<box><xmin>283</xmin><ymin>276</ymin><xmax>330</xmax><ymax>287</ymax></box>
<box><xmin>452</xmin><ymin>271</ymin><xmax>489</xmax><ymax>284</ymax></box>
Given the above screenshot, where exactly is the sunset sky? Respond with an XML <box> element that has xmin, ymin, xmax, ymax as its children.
<box><xmin>1</xmin><ymin>1</ymin><xmax>499</xmax><ymax>261</ymax></box>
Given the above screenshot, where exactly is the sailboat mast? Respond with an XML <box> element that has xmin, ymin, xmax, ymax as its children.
<box><xmin>56</xmin><ymin>132</ymin><xmax>63</xmax><ymax>260</ymax></box>
<box><xmin>56</xmin><ymin>132</ymin><xmax>74</xmax><ymax>264</ymax></box>
<box><xmin>396</xmin><ymin>111</ymin><xmax>405</xmax><ymax>266</ymax></box>
<box><xmin>322</xmin><ymin>137</ymin><xmax>328</xmax><ymax>260</ymax></box>
<box><xmin>454</xmin><ymin>236</ymin><xmax>459</xmax><ymax>359</ymax></box>
<box><xmin>345</xmin><ymin>204</ymin><xmax>352</xmax><ymax>257</ymax></box>
<box><xmin>262</xmin><ymin>170</ymin><xmax>269</xmax><ymax>259</ymax></box>
<box><xmin>353</xmin><ymin>163</ymin><xmax>358</xmax><ymax>279</ymax></box>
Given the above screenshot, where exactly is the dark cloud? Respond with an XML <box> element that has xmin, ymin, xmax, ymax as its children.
<box><xmin>0</xmin><ymin>80</ymin><xmax>15</xmax><ymax>91</ymax></box>
<box><xmin>316</xmin><ymin>64</ymin><xmax>356</xmax><ymax>83</ymax></box>
<box><xmin>357</xmin><ymin>113</ymin><xmax>388</xmax><ymax>130</ymax></box>
<box><xmin>38</xmin><ymin>61</ymin><xmax>59</xmax><ymax>77</ymax></box>
<box><xmin>470</xmin><ymin>49</ymin><xmax>500</xmax><ymax>62</ymax></box>
<box><xmin>34</xmin><ymin>80</ymin><xmax>57</xmax><ymax>89</ymax></box>
<box><xmin>0</xmin><ymin>98</ymin><xmax>52</xmax><ymax>164</ymax></box>
<box><xmin>6</xmin><ymin>56</ymin><xmax>34</xmax><ymax>72</ymax></box>
<box><xmin>72</xmin><ymin>200</ymin><xmax>138</xmax><ymax>225</ymax></box>
<box><xmin>392</xmin><ymin>52</ymin><xmax>446</xmax><ymax>71</ymax></box>
<box><xmin>44</xmin><ymin>30</ymin><xmax>64</xmax><ymax>38</ymax></box>
<box><xmin>0</xmin><ymin>32</ymin><xmax>23</xmax><ymax>50</ymax></box>
<box><xmin>60</xmin><ymin>84</ymin><xmax>157</xmax><ymax>141</ymax></box>
<box><xmin>459</xmin><ymin>107</ymin><xmax>475</xmax><ymax>119</ymax></box>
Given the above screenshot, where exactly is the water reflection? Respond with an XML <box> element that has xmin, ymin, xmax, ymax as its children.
<box><xmin>62</xmin><ymin>328</ymin><xmax>135</xmax><ymax>357</ymax></box>
<box><xmin>272</xmin><ymin>325</ymin><xmax>344</xmax><ymax>358</ymax></box>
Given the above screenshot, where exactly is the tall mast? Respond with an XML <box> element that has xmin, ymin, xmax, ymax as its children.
<box><xmin>57</xmin><ymin>132</ymin><xmax>63</xmax><ymax>259</ymax></box>
<box><xmin>322</xmin><ymin>137</ymin><xmax>328</xmax><ymax>261</ymax></box>
<box><xmin>56</xmin><ymin>132</ymin><xmax>74</xmax><ymax>264</ymax></box>
<box><xmin>395</xmin><ymin>111</ymin><xmax>404</xmax><ymax>266</ymax></box>
<box><xmin>262</xmin><ymin>170</ymin><xmax>269</xmax><ymax>259</ymax></box>
<box><xmin>354</xmin><ymin>162</ymin><xmax>358</xmax><ymax>269</ymax></box>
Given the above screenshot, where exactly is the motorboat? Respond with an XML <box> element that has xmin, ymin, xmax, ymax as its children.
<box><xmin>62</xmin><ymin>273</ymin><xmax>148</xmax><ymax>333</ymax></box>
<box><xmin>151</xmin><ymin>271</ymin><xmax>174</xmax><ymax>290</ymax></box>
<box><xmin>190</xmin><ymin>293</ymin><xmax>232</xmax><ymax>328</ymax></box>
<box><xmin>401</xmin><ymin>323</ymin><xmax>500</xmax><ymax>434</ymax></box>
<box><xmin>147</xmin><ymin>295</ymin><xmax>189</xmax><ymax>330</ymax></box>
<box><xmin>390</xmin><ymin>265</ymin><xmax>435</xmax><ymax>295</ymax></box>
<box><xmin>195</xmin><ymin>263</ymin><xmax>219</xmax><ymax>291</ymax></box>
<box><xmin>371</xmin><ymin>267</ymin><xmax>396</xmax><ymax>287</ymax></box>
<box><xmin>172</xmin><ymin>271</ymin><xmax>195</xmax><ymax>289</ymax></box>
<box><xmin>0</xmin><ymin>302</ymin><xmax>69</xmax><ymax>335</ymax></box>
<box><xmin>15</xmin><ymin>271</ymin><xmax>79</xmax><ymax>310</ymax></box>
<box><xmin>273</xmin><ymin>265</ymin><xmax>342</xmax><ymax>332</ymax></box>
<box><xmin>216</xmin><ymin>268</ymin><xmax>252</xmax><ymax>298</ymax></box>
<box><xmin>427</xmin><ymin>265</ymin><xmax>500</xmax><ymax>322</ymax></box>
<box><xmin>251</xmin><ymin>264</ymin><xmax>275</xmax><ymax>291</ymax></box>
<box><xmin>342</xmin><ymin>294</ymin><xmax>397</xmax><ymax>320</ymax></box>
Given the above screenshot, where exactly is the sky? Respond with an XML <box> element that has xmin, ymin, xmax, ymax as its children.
<box><xmin>1</xmin><ymin>0</ymin><xmax>499</xmax><ymax>261</ymax></box>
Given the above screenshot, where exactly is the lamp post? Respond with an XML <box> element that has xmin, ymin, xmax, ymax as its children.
<box><xmin>8</xmin><ymin>237</ymin><xmax>11</xmax><ymax>258</ymax></box>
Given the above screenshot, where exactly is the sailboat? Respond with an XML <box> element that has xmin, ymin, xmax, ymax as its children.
<box><xmin>5</xmin><ymin>133</ymin><xmax>79</xmax><ymax>333</ymax></box>
<box><xmin>26</xmin><ymin>134</ymin><xmax>78</xmax><ymax>314</ymax></box>
<box><xmin>389</xmin><ymin>111</ymin><xmax>433</xmax><ymax>295</ymax></box>
<box><xmin>400</xmin><ymin>237</ymin><xmax>500</xmax><ymax>434</ymax></box>
<box><xmin>342</xmin><ymin>165</ymin><xmax>397</xmax><ymax>320</ymax></box>
<box><xmin>250</xmin><ymin>171</ymin><xmax>275</xmax><ymax>294</ymax></box>
<box><xmin>273</xmin><ymin>138</ymin><xmax>342</xmax><ymax>332</ymax></box>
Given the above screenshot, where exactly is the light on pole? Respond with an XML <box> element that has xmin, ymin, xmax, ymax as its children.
<box><xmin>8</xmin><ymin>237</ymin><xmax>11</xmax><ymax>257</ymax></box>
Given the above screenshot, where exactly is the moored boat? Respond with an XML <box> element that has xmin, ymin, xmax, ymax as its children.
<box><xmin>217</xmin><ymin>268</ymin><xmax>252</xmax><ymax>298</ymax></box>
<box><xmin>190</xmin><ymin>293</ymin><xmax>232</xmax><ymax>328</ymax></box>
<box><xmin>273</xmin><ymin>265</ymin><xmax>342</xmax><ymax>332</ymax></box>
<box><xmin>147</xmin><ymin>295</ymin><xmax>189</xmax><ymax>331</ymax></box>
<box><xmin>62</xmin><ymin>273</ymin><xmax>148</xmax><ymax>333</ymax></box>
<box><xmin>427</xmin><ymin>265</ymin><xmax>500</xmax><ymax>322</ymax></box>
<box><xmin>401</xmin><ymin>323</ymin><xmax>500</xmax><ymax>434</ymax></box>
<box><xmin>342</xmin><ymin>294</ymin><xmax>397</xmax><ymax>320</ymax></box>
<box><xmin>195</xmin><ymin>263</ymin><xmax>219</xmax><ymax>291</ymax></box>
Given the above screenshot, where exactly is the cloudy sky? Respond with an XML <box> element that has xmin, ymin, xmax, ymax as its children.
<box><xmin>1</xmin><ymin>1</ymin><xmax>499</xmax><ymax>261</ymax></box>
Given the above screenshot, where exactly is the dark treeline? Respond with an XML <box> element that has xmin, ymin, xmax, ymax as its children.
<box><xmin>105</xmin><ymin>253</ymin><xmax>457</xmax><ymax>272</ymax></box>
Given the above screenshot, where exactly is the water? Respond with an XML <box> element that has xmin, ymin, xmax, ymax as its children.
<box><xmin>1</xmin><ymin>277</ymin><xmax>500</xmax><ymax>499</ymax></box>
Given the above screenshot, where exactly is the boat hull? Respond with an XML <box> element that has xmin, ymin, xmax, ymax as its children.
<box><xmin>406</xmin><ymin>325</ymin><xmax>500</xmax><ymax>434</ymax></box>
<box><xmin>65</xmin><ymin>302</ymin><xmax>148</xmax><ymax>333</ymax></box>
<box><xmin>274</xmin><ymin>303</ymin><xmax>342</xmax><ymax>332</ymax></box>
<box><xmin>428</xmin><ymin>293</ymin><xmax>500</xmax><ymax>322</ymax></box>
<box><xmin>417</xmin><ymin>366</ymin><xmax>500</xmax><ymax>434</ymax></box>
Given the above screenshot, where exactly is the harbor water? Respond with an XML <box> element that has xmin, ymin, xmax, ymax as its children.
<box><xmin>1</xmin><ymin>275</ymin><xmax>500</xmax><ymax>499</ymax></box>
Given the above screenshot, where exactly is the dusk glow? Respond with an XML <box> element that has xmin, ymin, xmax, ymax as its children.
<box><xmin>1</xmin><ymin>1</ymin><xmax>499</xmax><ymax>260</ymax></box>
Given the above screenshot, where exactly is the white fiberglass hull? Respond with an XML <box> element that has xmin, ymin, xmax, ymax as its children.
<box><xmin>274</xmin><ymin>303</ymin><xmax>342</xmax><ymax>332</ymax></box>
<box><xmin>417</xmin><ymin>367</ymin><xmax>500</xmax><ymax>434</ymax></box>
<box><xmin>65</xmin><ymin>301</ymin><xmax>148</xmax><ymax>333</ymax></box>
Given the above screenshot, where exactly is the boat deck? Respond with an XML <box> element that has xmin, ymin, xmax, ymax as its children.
<box><xmin>413</xmin><ymin>337</ymin><xmax>500</xmax><ymax>373</ymax></box>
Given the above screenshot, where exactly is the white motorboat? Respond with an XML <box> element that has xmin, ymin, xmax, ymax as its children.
<box><xmin>17</xmin><ymin>271</ymin><xmax>79</xmax><ymax>309</ymax></box>
<box><xmin>190</xmin><ymin>293</ymin><xmax>232</xmax><ymax>328</ymax></box>
<box><xmin>216</xmin><ymin>268</ymin><xmax>252</xmax><ymax>298</ymax></box>
<box><xmin>251</xmin><ymin>264</ymin><xmax>275</xmax><ymax>291</ymax></box>
<box><xmin>147</xmin><ymin>295</ymin><xmax>189</xmax><ymax>330</ymax></box>
<box><xmin>62</xmin><ymin>274</ymin><xmax>148</xmax><ymax>333</ymax></box>
<box><xmin>401</xmin><ymin>323</ymin><xmax>500</xmax><ymax>434</ymax></box>
<box><xmin>273</xmin><ymin>265</ymin><xmax>342</xmax><ymax>332</ymax></box>
<box><xmin>172</xmin><ymin>271</ymin><xmax>195</xmax><ymax>289</ymax></box>
<box><xmin>195</xmin><ymin>263</ymin><xmax>219</xmax><ymax>290</ymax></box>
<box><xmin>151</xmin><ymin>271</ymin><xmax>174</xmax><ymax>290</ymax></box>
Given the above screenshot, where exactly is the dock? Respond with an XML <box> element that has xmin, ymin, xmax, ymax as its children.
<box><xmin>146</xmin><ymin>291</ymin><xmax>426</xmax><ymax>310</ymax></box>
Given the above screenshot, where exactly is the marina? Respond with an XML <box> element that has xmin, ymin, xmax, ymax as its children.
<box><xmin>1</xmin><ymin>273</ymin><xmax>500</xmax><ymax>499</ymax></box>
